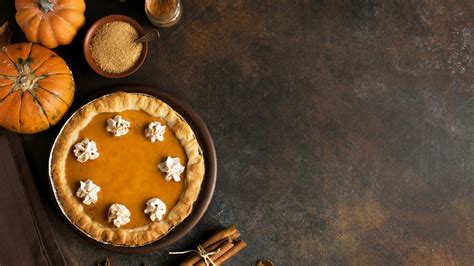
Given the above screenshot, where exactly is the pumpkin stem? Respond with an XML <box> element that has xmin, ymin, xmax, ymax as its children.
<box><xmin>39</xmin><ymin>0</ymin><xmax>54</xmax><ymax>13</ymax></box>
<box><xmin>14</xmin><ymin>63</ymin><xmax>42</xmax><ymax>92</ymax></box>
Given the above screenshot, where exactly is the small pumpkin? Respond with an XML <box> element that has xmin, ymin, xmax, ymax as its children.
<box><xmin>15</xmin><ymin>0</ymin><xmax>86</xmax><ymax>48</ymax></box>
<box><xmin>0</xmin><ymin>43</ymin><xmax>74</xmax><ymax>134</ymax></box>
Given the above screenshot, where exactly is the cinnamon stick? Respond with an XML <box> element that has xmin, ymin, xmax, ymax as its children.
<box><xmin>195</xmin><ymin>240</ymin><xmax>234</xmax><ymax>266</ymax></box>
<box><xmin>205</xmin><ymin>232</ymin><xmax>240</xmax><ymax>251</ymax></box>
<box><xmin>181</xmin><ymin>226</ymin><xmax>240</xmax><ymax>265</ymax></box>
<box><xmin>180</xmin><ymin>238</ymin><xmax>227</xmax><ymax>265</ymax></box>
<box><xmin>206</xmin><ymin>238</ymin><xmax>228</xmax><ymax>253</ymax></box>
<box><xmin>214</xmin><ymin>240</ymin><xmax>247</xmax><ymax>265</ymax></box>
<box><xmin>256</xmin><ymin>259</ymin><xmax>274</xmax><ymax>266</ymax></box>
<box><xmin>202</xmin><ymin>225</ymin><xmax>238</xmax><ymax>248</ymax></box>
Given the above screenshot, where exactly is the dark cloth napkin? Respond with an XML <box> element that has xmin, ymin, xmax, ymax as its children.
<box><xmin>0</xmin><ymin>131</ymin><xmax>77</xmax><ymax>265</ymax></box>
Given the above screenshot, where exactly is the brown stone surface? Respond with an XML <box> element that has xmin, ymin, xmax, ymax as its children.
<box><xmin>1</xmin><ymin>0</ymin><xmax>473</xmax><ymax>265</ymax></box>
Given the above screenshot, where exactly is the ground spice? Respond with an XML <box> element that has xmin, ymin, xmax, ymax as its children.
<box><xmin>90</xmin><ymin>21</ymin><xmax>143</xmax><ymax>74</ymax></box>
<box><xmin>146</xmin><ymin>0</ymin><xmax>177</xmax><ymax>17</ymax></box>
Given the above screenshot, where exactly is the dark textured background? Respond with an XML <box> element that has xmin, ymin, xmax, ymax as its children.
<box><xmin>1</xmin><ymin>0</ymin><xmax>473</xmax><ymax>265</ymax></box>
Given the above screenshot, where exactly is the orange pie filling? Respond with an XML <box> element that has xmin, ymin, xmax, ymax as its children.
<box><xmin>65</xmin><ymin>110</ymin><xmax>188</xmax><ymax>229</ymax></box>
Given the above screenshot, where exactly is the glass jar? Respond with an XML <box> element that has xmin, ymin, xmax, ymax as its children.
<box><xmin>145</xmin><ymin>0</ymin><xmax>182</xmax><ymax>28</ymax></box>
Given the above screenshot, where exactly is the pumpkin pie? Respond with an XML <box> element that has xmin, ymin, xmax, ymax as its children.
<box><xmin>50</xmin><ymin>92</ymin><xmax>204</xmax><ymax>246</ymax></box>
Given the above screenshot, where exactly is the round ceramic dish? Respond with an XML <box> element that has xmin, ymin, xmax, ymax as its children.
<box><xmin>48</xmin><ymin>88</ymin><xmax>217</xmax><ymax>253</ymax></box>
<box><xmin>83</xmin><ymin>15</ymin><xmax>149</xmax><ymax>78</ymax></box>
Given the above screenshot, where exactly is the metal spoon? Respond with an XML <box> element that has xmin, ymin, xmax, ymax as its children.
<box><xmin>134</xmin><ymin>30</ymin><xmax>160</xmax><ymax>44</ymax></box>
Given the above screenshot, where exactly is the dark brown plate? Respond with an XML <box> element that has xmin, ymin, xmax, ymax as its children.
<box><xmin>83</xmin><ymin>15</ymin><xmax>149</xmax><ymax>78</ymax></box>
<box><xmin>48</xmin><ymin>87</ymin><xmax>217</xmax><ymax>253</ymax></box>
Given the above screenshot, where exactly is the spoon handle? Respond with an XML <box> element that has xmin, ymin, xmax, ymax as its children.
<box><xmin>135</xmin><ymin>30</ymin><xmax>160</xmax><ymax>43</ymax></box>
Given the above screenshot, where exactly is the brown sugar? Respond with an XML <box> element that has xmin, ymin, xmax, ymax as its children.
<box><xmin>146</xmin><ymin>0</ymin><xmax>177</xmax><ymax>17</ymax></box>
<box><xmin>90</xmin><ymin>21</ymin><xmax>143</xmax><ymax>74</ymax></box>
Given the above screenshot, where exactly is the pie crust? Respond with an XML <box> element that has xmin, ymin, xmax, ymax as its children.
<box><xmin>50</xmin><ymin>92</ymin><xmax>204</xmax><ymax>246</ymax></box>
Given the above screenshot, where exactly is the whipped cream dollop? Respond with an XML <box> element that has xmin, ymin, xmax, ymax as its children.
<box><xmin>73</xmin><ymin>138</ymin><xmax>99</xmax><ymax>163</ymax></box>
<box><xmin>76</xmin><ymin>179</ymin><xmax>100</xmax><ymax>205</ymax></box>
<box><xmin>158</xmin><ymin>156</ymin><xmax>185</xmax><ymax>182</ymax></box>
<box><xmin>144</xmin><ymin>198</ymin><xmax>167</xmax><ymax>222</ymax></box>
<box><xmin>106</xmin><ymin>115</ymin><xmax>131</xmax><ymax>137</ymax></box>
<box><xmin>108</xmin><ymin>203</ymin><xmax>131</xmax><ymax>228</ymax></box>
<box><xmin>145</xmin><ymin>121</ymin><xmax>166</xmax><ymax>142</ymax></box>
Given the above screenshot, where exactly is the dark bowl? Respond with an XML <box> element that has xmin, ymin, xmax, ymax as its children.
<box><xmin>83</xmin><ymin>15</ymin><xmax>148</xmax><ymax>78</ymax></box>
<box><xmin>48</xmin><ymin>88</ymin><xmax>217</xmax><ymax>253</ymax></box>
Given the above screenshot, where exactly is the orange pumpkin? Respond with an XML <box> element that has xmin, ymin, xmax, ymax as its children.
<box><xmin>0</xmin><ymin>43</ymin><xmax>74</xmax><ymax>134</ymax></box>
<box><xmin>15</xmin><ymin>0</ymin><xmax>86</xmax><ymax>48</ymax></box>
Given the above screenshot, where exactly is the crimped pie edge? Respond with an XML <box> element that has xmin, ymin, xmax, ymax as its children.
<box><xmin>50</xmin><ymin>91</ymin><xmax>205</xmax><ymax>246</ymax></box>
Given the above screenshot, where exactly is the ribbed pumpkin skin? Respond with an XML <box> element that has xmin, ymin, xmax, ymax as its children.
<box><xmin>15</xmin><ymin>0</ymin><xmax>86</xmax><ymax>49</ymax></box>
<box><xmin>0</xmin><ymin>43</ymin><xmax>74</xmax><ymax>134</ymax></box>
